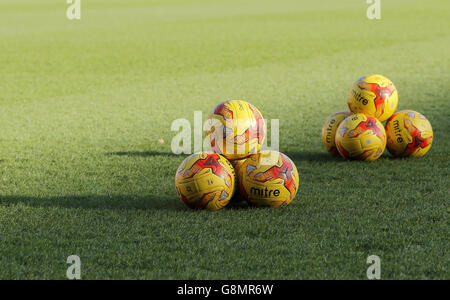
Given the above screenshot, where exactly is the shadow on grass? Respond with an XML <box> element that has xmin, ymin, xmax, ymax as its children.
<box><xmin>0</xmin><ymin>195</ymin><xmax>183</xmax><ymax>211</ymax></box>
<box><xmin>285</xmin><ymin>151</ymin><xmax>402</xmax><ymax>163</ymax></box>
<box><xmin>0</xmin><ymin>195</ymin><xmax>258</xmax><ymax>212</ymax></box>
<box><xmin>107</xmin><ymin>150</ymin><xmax>342</xmax><ymax>162</ymax></box>
<box><xmin>106</xmin><ymin>151</ymin><xmax>180</xmax><ymax>158</ymax></box>
<box><xmin>284</xmin><ymin>151</ymin><xmax>337</xmax><ymax>162</ymax></box>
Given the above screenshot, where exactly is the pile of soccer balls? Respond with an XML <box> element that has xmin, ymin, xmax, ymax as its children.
<box><xmin>322</xmin><ymin>74</ymin><xmax>433</xmax><ymax>161</ymax></box>
<box><xmin>175</xmin><ymin>100</ymin><xmax>299</xmax><ymax>211</ymax></box>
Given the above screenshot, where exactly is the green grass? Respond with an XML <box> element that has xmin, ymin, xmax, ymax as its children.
<box><xmin>0</xmin><ymin>0</ymin><xmax>449</xmax><ymax>279</ymax></box>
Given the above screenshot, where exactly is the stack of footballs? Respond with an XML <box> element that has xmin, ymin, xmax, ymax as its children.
<box><xmin>175</xmin><ymin>100</ymin><xmax>299</xmax><ymax>211</ymax></box>
<box><xmin>322</xmin><ymin>74</ymin><xmax>434</xmax><ymax>161</ymax></box>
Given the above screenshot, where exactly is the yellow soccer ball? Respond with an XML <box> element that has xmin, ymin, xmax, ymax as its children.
<box><xmin>322</xmin><ymin>111</ymin><xmax>352</xmax><ymax>156</ymax></box>
<box><xmin>348</xmin><ymin>74</ymin><xmax>398</xmax><ymax>122</ymax></box>
<box><xmin>237</xmin><ymin>150</ymin><xmax>299</xmax><ymax>207</ymax></box>
<box><xmin>205</xmin><ymin>100</ymin><xmax>266</xmax><ymax>161</ymax></box>
<box><xmin>385</xmin><ymin>110</ymin><xmax>433</xmax><ymax>157</ymax></box>
<box><xmin>335</xmin><ymin>113</ymin><xmax>386</xmax><ymax>161</ymax></box>
<box><xmin>175</xmin><ymin>152</ymin><xmax>235</xmax><ymax>210</ymax></box>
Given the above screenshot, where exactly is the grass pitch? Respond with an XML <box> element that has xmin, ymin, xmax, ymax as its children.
<box><xmin>0</xmin><ymin>0</ymin><xmax>449</xmax><ymax>279</ymax></box>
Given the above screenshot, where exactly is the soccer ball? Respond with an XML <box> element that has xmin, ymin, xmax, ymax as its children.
<box><xmin>322</xmin><ymin>111</ymin><xmax>352</xmax><ymax>156</ymax></box>
<box><xmin>385</xmin><ymin>110</ymin><xmax>433</xmax><ymax>157</ymax></box>
<box><xmin>335</xmin><ymin>113</ymin><xmax>386</xmax><ymax>161</ymax></box>
<box><xmin>205</xmin><ymin>100</ymin><xmax>266</xmax><ymax>161</ymax></box>
<box><xmin>348</xmin><ymin>74</ymin><xmax>398</xmax><ymax>122</ymax></box>
<box><xmin>237</xmin><ymin>150</ymin><xmax>299</xmax><ymax>207</ymax></box>
<box><xmin>175</xmin><ymin>152</ymin><xmax>236</xmax><ymax>210</ymax></box>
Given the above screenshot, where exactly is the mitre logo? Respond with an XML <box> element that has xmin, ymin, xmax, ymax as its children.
<box><xmin>325</xmin><ymin>119</ymin><xmax>336</xmax><ymax>143</ymax></box>
<box><xmin>393</xmin><ymin>120</ymin><xmax>403</xmax><ymax>143</ymax></box>
<box><xmin>352</xmin><ymin>89</ymin><xmax>368</xmax><ymax>105</ymax></box>
<box><xmin>250</xmin><ymin>187</ymin><xmax>280</xmax><ymax>197</ymax></box>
